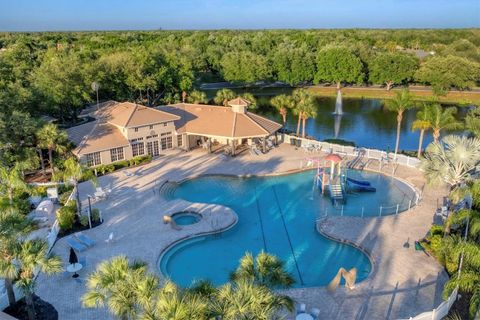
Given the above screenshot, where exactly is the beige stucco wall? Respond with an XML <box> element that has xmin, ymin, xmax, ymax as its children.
<box><xmin>125</xmin><ymin>121</ymin><xmax>176</xmax><ymax>140</ymax></box>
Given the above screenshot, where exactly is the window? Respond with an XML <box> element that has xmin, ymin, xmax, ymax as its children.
<box><xmin>86</xmin><ymin>152</ymin><xmax>101</xmax><ymax>167</ymax></box>
<box><xmin>163</xmin><ymin>123</ymin><xmax>168</xmax><ymax>127</ymax></box>
<box><xmin>130</xmin><ymin>137</ymin><xmax>143</xmax><ymax>142</ymax></box>
<box><xmin>134</xmin><ymin>127</ymin><xmax>139</xmax><ymax>132</ymax></box>
<box><xmin>147</xmin><ymin>141</ymin><xmax>159</xmax><ymax>156</ymax></box>
<box><xmin>177</xmin><ymin>135</ymin><xmax>183</xmax><ymax>147</ymax></box>
<box><xmin>132</xmin><ymin>142</ymin><xmax>144</xmax><ymax>157</ymax></box>
<box><xmin>146</xmin><ymin>134</ymin><xmax>158</xmax><ymax>139</ymax></box>
<box><xmin>149</xmin><ymin>125</ymin><xmax>154</xmax><ymax>129</ymax></box>
<box><xmin>110</xmin><ymin>147</ymin><xmax>124</xmax><ymax>162</ymax></box>
<box><xmin>161</xmin><ymin>133</ymin><xmax>173</xmax><ymax>150</ymax></box>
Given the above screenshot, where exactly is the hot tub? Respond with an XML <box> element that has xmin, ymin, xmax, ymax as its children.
<box><xmin>171</xmin><ymin>211</ymin><xmax>202</xmax><ymax>225</ymax></box>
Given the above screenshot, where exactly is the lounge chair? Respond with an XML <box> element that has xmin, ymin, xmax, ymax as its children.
<box><xmin>67</xmin><ymin>237</ymin><xmax>87</xmax><ymax>252</ymax></box>
<box><xmin>105</xmin><ymin>232</ymin><xmax>115</xmax><ymax>244</ymax></box>
<box><xmin>296</xmin><ymin>303</ymin><xmax>306</xmax><ymax>315</ymax></box>
<box><xmin>74</xmin><ymin>232</ymin><xmax>96</xmax><ymax>247</ymax></box>
<box><xmin>310</xmin><ymin>308</ymin><xmax>320</xmax><ymax>319</ymax></box>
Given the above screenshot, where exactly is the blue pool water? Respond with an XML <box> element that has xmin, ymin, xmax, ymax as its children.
<box><xmin>159</xmin><ymin>169</ymin><xmax>416</xmax><ymax>288</ymax></box>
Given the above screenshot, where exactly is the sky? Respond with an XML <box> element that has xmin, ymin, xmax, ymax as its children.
<box><xmin>0</xmin><ymin>0</ymin><xmax>479</xmax><ymax>31</ymax></box>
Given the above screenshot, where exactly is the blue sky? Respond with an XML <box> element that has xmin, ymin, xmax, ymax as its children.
<box><xmin>0</xmin><ymin>0</ymin><xmax>478</xmax><ymax>31</ymax></box>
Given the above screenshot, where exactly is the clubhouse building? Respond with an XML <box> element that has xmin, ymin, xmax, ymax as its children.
<box><xmin>67</xmin><ymin>98</ymin><xmax>282</xmax><ymax>166</ymax></box>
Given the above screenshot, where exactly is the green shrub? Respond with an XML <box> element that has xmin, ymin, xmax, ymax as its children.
<box><xmin>58</xmin><ymin>184</ymin><xmax>74</xmax><ymax>195</ymax></box>
<box><xmin>79</xmin><ymin>215</ymin><xmax>89</xmax><ymax>227</ymax></box>
<box><xmin>59</xmin><ymin>191</ymin><xmax>73</xmax><ymax>205</ymax></box>
<box><xmin>30</xmin><ymin>185</ymin><xmax>48</xmax><ymax>197</ymax></box>
<box><xmin>57</xmin><ymin>204</ymin><xmax>76</xmax><ymax>231</ymax></box>
<box><xmin>113</xmin><ymin>160</ymin><xmax>129</xmax><ymax>170</ymax></box>
<box><xmin>429</xmin><ymin>225</ymin><xmax>444</xmax><ymax>237</ymax></box>
<box><xmin>91</xmin><ymin>208</ymin><xmax>101</xmax><ymax>222</ymax></box>
<box><xmin>81</xmin><ymin>168</ymin><xmax>95</xmax><ymax>182</ymax></box>
<box><xmin>323</xmin><ymin>138</ymin><xmax>356</xmax><ymax>147</ymax></box>
<box><xmin>129</xmin><ymin>155</ymin><xmax>152</xmax><ymax>166</ymax></box>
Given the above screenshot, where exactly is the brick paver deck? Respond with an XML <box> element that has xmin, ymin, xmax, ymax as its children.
<box><xmin>35</xmin><ymin>144</ymin><xmax>449</xmax><ymax>319</ymax></box>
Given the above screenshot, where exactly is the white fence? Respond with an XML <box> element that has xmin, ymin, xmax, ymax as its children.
<box><xmin>283</xmin><ymin>134</ymin><xmax>422</xmax><ymax>169</ymax></box>
<box><xmin>398</xmin><ymin>287</ymin><xmax>458</xmax><ymax>320</ymax></box>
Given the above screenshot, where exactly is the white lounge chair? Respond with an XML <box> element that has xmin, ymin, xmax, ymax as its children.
<box><xmin>310</xmin><ymin>308</ymin><xmax>320</xmax><ymax>319</ymax></box>
<box><xmin>296</xmin><ymin>303</ymin><xmax>306</xmax><ymax>315</ymax></box>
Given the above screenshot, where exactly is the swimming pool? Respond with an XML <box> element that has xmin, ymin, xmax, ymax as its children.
<box><xmin>159</xmin><ymin>169</ymin><xmax>416</xmax><ymax>288</ymax></box>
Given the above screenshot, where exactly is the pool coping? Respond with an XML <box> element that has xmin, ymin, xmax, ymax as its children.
<box><xmin>156</xmin><ymin>202</ymin><xmax>239</xmax><ymax>279</ymax></box>
<box><xmin>159</xmin><ymin>167</ymin><xmax>412</xmax><ymax>288</ymax></box>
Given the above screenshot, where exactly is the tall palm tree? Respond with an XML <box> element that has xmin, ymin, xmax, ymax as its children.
<box><xmin>54</xmin><ymin>157</ymin><xmax>85</xmax><ymax>215</ymax></box>
<box><xmin>15</xmin><ymin>239</ymin><xmax>62</xmax><ymax>320</ymax></box>
<box><xmin>149</xmin><ymin>280</ymin><xmax>209</xmax><ymax>320</ymax></box>
<box><xmin>292</xmin><ymin>89</ymin><xmax>314</xmax><ymax>137</ymax></box>
<box><xmin>446</xmin><ymin>209</ymin><xmax>480</xmax><ymax>242</ymax></box>
<box><xmin>230</xmin><ymin>251</ymin><xmax>295</xmax><ymax>289</ymax></box>
<box><xmin>213</xmin><ymin>279</ymin><xmax>294</xmax><ymax>320</ymax></box>
<box><xmin>187</xmin><ymin>90</ymin><xmax>208</xmax><ymax>104</ymax></box>
<box><xmin>411</xmin><ymin>103</ymin><xmax>432</xmax><ymax>158</ymax></box>
<box><xmin>301</xmin><ymin>102</ymin><xmax>317</xmax><ymax>138</ymax></box>
<box><xmin>214</xmin><ymin>89</ymin><xmax>236</xmax><ymax>107</ymax></box>
<box><xmin>0</xmin><ymin>164</ymin><xmax>28</xmax><ymax>205</ymax></box>
<box><xmin>270</xmin><ymin>94</ymin><xmax>294</xmax><ymax>126</ymax></box>
<box><xmin>385</xmin><ymin>89</ymin><xmax>414</xmax><ymax>156</ymax></box>
<box><xmin>421</xmin><ymin>135</ymin><xmax>480</xmax><ymax>188</ymax></box>
<box><xmin>441</xmin><ymin>239</ymin><xmax>480</xmax><ymax>319</ymax></box>
<box><xmin>0</xmin><ymin>209</ymin><xmax>34</xmax><ymax>307</ymax></box>
<box><xmin>425</xmin><ymin>104</ymin><xmax>463</xmax><ymax>142</ymax></box>
<box><xmin>465</xmin><ymin>106</ymin><xmax>480</xmax><ymax>137</ymax></box>
<box><xmin>36</xmin><ymin>123</ymin><xmax>68</xmax><ymax>173</ymax></box>
<box><xmin>82</xmin><ymin>256</ymin><xmax>156</xmax><ymax>320</ymax></box>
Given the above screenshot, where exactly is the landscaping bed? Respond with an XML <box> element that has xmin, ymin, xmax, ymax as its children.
<box><xmin>3</xmin><ymin>295</ymin><xmax>58</xmax><ymax>320</ymax></box>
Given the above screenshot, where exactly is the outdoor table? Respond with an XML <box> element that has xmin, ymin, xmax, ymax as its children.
<box><xmin>296</xmin><ymin>313</ymin><xmax>313</xmax><ymax>320</ymax></box>
<box><xmin>66</xmin><ymin>263</ymin><xmax>83</xmax><ymax>278</ymax></box>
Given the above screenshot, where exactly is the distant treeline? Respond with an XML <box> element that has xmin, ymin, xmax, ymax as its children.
<box><xmin>0</xmin><ymin>29</ymin><xmax>479</xmax><ymax>122</ymax></box>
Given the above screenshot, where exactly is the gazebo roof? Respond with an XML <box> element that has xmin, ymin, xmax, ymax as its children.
<box><xmin>227</xmin><ymin>97</ymin><xmax>250</xmax><ymax>107</ymax></box>
<box><xmin>325</xmin><ymin>153</ymin><xmax>343</xmax><ymax>163</ymax></box>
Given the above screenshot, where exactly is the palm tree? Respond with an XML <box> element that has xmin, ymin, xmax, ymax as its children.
<box><xmin>213</xmin><ymin>279</ymin><xmax>294</xmax><ymax>320</ymax></box>
<box><xmin>411</xmin><ymin>103</ymin><xmax>432</xmax><ymax>158</ymax></box>
<box><xmin>36</xmin><ymin>123</ymin><xmax>68</xmax><ymax>173</ymax></box>
<box><xmin>425</xmin><ymin>105</ymin><xmax>463</xmax><ymax>143</ymax></box>
<box><xmin>240</xmin><ymin>93</ymin><xmax>257</xmax><ymax>109</ymax></box>
<box><xmin>0</xmin><ymin>209</ymin><xmax>34</xmax><ymax>307</ymax></box>
<box><xmin>292</xmin><ymin>89</ymin><xmax>313</xmax><ymax>137</ymax></box>
<box><xmin>301</xmin><ymin>102</ymin><xmax>317</xmax><ymax>138</ymax></box>
<box><xmin>385</xmin><ymin>89</ymin><xmax>414</xmax><ymax>156</ymax></box>
<box><xmin>441</xmin><ymin>240</ymin><xmax>480</xmax><ymax>319</ymax></box>
<box><xmin>230</xmin><ymin>251</ymin><xmax>295</xmax><ymax>289</ymax></box>
<box><xmin>149</xmin><ymin>280</ymin><xmax>209</xmax><ymax>320</ymax></box>
<box><xmin>421</xmin><ymin>135</ymin><xmax>480</xmax><ymax>188</ymax></box>
<box><xmin>465</xmin><ymin>106</ymin><xmax>480</xmax><ymax>137</ymax></box>
<box><xmin>54</xmin><ymin>157</ymin><xmax>85</xmax><ymax>215</ymax></box>
<box><xmin>82</xmin><ymin>256</ymin><xmax>156</xmax><ymax>320</ymax></box>
<box><xmin>187</xmin><ymin>90</ymin><xmax>208</xmax><ymax>104</ymax></box>
<box><xmin>214</xmin><ymin>89</ymin><xmax>236</xmax><ymax>107</ymax></box>
<box><xmin>446</xmin><ymin>209</ymin><xmax>480</xmax><ymax>242</ymax></box>
<box><xmin>270</xmin><ymin>94</ymin><xmax>294</xmax><ymax>126</ymax></box>
<box><xmin>0</xmin><ymin>164</ymin><xmax>28</xmax><ymax>205</ymax></box>
<box><xmin>15</xmin><ymin>239</ymin><xmax>62</xmax><ymax>320</ymax></box>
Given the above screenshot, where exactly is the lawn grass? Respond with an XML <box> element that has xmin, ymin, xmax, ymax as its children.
<box><xmin>307</xmin><ymin>86</ymin><xmax>480</xmax><ymax>105</ymax></box>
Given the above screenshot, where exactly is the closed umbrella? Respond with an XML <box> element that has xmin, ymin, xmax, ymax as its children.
<box><xmin>68</xmin><ymin>247</ymin><xmax>81</xmax><ymax>278</ymax></box>
<box><xmin>69</xmin><ymin>247</ymin><xmax>78</xmax><ymax>265</ymax></box>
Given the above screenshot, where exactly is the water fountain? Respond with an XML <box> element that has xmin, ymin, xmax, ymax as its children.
<box><xmin>334</xmin><ymin>114</ymin><xmax>342</xmax><ymax>138</ymax></box>
<box><xmin>334</xmin><ymin>90</ymin><xmax>343</xmax><ymax>115</ymax></box>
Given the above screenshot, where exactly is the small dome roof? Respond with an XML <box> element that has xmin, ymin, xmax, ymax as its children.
<box><xmin>325</xmin><ymin>153</ymin><xmax>342</xmax><ymax>163</ymax></box>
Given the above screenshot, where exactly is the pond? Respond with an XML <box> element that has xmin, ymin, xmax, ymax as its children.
<box><xmin>203</xmin><ymin>87</ymin><xmax>468</xmax><ymax>150</ymax></box>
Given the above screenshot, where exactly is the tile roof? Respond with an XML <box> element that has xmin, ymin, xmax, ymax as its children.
<box><xmin>93</xmin><ymin>101</ymin><xmax>180</xmax><ymax>128</ymax></box>
<box><xmin>67</xmin><ymin>120</ymin><xmax>130</xmax><ymax>156</ymax></box>
<box><xmin>159</xmin><ymin>103</ymin><xmax>282</xmax><ymax>138</ymax></box>
<box><xmin>228</xmin><ymin>97</ymin><xmax>250</xmax><ymax>106</ymax></box>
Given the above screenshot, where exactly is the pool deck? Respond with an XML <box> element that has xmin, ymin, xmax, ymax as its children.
<box><xmin>35</xmin><ymin>143</ymin><xmax>449</xmax><ymax>320</ymax></box>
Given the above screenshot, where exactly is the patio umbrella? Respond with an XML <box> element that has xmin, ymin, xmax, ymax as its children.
<box><xmin>69</xmin><ymin>247</ymin><xmax>78</xmax><ymax>265</ymax></box>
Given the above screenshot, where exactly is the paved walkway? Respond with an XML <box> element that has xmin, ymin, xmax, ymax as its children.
<box><xmin>35</xmin><ymin>144</ymin><xmax>449</xmax><ymax>319</ymax></box>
